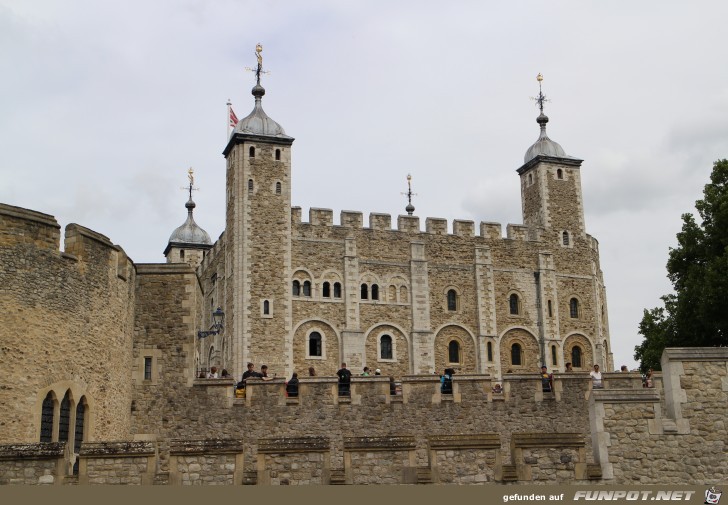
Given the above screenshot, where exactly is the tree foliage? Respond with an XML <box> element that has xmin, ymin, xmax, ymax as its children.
<box><xmin>635</xmin><ymin>159</ymin><xmax>728</xmax><ymax>371</ymax></box>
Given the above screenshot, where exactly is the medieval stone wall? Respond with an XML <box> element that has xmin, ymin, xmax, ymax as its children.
<box><xmin>0</xmin><ymin>204</ymin><xmax>135</xmax><ymax>444</ymax></box>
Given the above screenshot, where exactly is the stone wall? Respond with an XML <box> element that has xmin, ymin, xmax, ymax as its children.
<box><xmin>0</xmin><ymin>204</ymin><xmax>136</xmax><ymax>444</ymax></box>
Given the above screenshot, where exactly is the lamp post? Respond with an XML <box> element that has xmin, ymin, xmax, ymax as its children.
<box><xmin>198</xmin><ymin>307</ymin><xmax>224</xmax><ymax>338</ymax></box>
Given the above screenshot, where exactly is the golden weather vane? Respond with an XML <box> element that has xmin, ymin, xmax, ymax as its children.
<box><xmin>182</xmin><ymin>167</ymin><xmax>199</xmax><ymax>199</ymax></box>
<box><xmin>530</xmin><ymin>73</ymin><xmax>549</xmax><ymax>113</ymax></box>
<box><xmin>245</xmin><ymin>43</ymin><xmax>270</xmax><ymax>85</ymax></box>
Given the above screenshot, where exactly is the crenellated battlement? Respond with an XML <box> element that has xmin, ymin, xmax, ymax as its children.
<box><xmin>291</xmin><ymin>206</ymin><xmax>546</xmax><ymax>242</ymax></box>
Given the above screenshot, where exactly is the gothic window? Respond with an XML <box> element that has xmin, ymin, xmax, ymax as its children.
<box><xmin>447</xmin><ymin>289</ymin><xmax>457</xmax><ymax>311</ymax></box>
<box><xmin>58</xmin><ymin>391</ymin><xmax>71</xmax><ymax>444</ymax></box>
<box><xmin>263</xmin><ymin>300</ymin><xmax>270</xmax><ymax>315</ymax></box>
<box><xmin>302</xmin><ymin>281</ymin><xmax>312</xmax><ymax>297</ymax></box>
<box><xmin>562</xmin><ymin>231</ymin><xmax>570</xmax><ymax>246</ymax></box>
<box><xmin>333</xmin><ymin>282</ymin><xmax>342</xmax><ymax>298</ymax></box>
<box><xmin>322</xmin><ymin>282</ymin><xmax>331</xmax><ymax>298</ymax></box>
<box><xmin>557</xmin><ymin>168</ymin><xmax>563</xmax><ymax>179</ymax></box>
<box><xmin>380</xmin><ymin>335</ymin><xmax>393</xmax><ymax>360</ymax></box>
<box><xmin>40</xmin><ymin>392</ymin><xmax>54</xmax><ymax>442</ymax></box>
<box><xmin>487</xmin><ymin>342</ymin><xmax>493</xmax><ymax>362</ymax></box>
<box><xmin>571</xmin><ymin>346</ymin><xmax>582</xmax><ymax>368</ymax></box>
<box><xmin>570</xmin><ymin>298</ymin><xmax>579</xmax><ymax>318</ymax></box>
<box><xmin>248</xmin><ymin>179</ymin><xmax>254</xmax><ymax>193</ymax></box>
<box><xmin>509</xmin><ymin>293</ymin><xmax>520</xmax><ymax>315</ymax></box>
<box><xmin>74</xmin><ymin>398</ymin><xmax>86</xmax><ymax>454</ymax></box>
<box><xmin>144</xmin><ymin>357</ymin><xmax>152</xmax><ymax>380</ymax></box>
<box><xmin>275</xmin><ymin>149</ymin><xmax>281</xmax><ymax>161</ymax></box>
<box><xmin>308</xmin><ymin>332</ymin><xmax>322</xmax><ymax>357</ymax></box>
<box><xmin>448</xmin><ymin>340</ymin><xmax>461</xmax><ymax>364</ymax></box>
<box><xmin>511</xmin><ymin>343</ymin><xmax>522</xmax><ymax>366</ymax></box>
<box><xmin>547</xmin><ymin>300</ymin><xmax>553</xmax><ymax>317</ymax></box>
<box><xmin>275</xmin><ymin>182</ymin><xmax>282</xmax><ymax>195</ymax></box>
<box><xmin>360</xmin><ymin>283</ymin><xmax>368</xmax><ymax>300</ymax></box>
<box><xmin>249</xmin><ymin>146</ymin><xmax>255</xmax><ymax>158</ymax></box>
<box><xmin>292</xmin><ymin>280</ymin><xmax>300</xmax><ymax>296</ymax></box>
<box><xmin>371</xmin><ymin>284</ymin><xmax>379</xmax><ymax>300</ymax></box>
<box><xmin>551</xmin><ymin>345</ymin><xmax>558</xmax><ymax>366</ymax></box>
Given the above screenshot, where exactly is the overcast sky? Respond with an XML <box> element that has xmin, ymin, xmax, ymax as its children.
<box><xmin>2</xmin><ymin>1</ymin><xmax>727</xmax><ymax>371</ymax></box>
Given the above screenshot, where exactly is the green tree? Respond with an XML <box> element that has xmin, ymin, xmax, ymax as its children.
<box><xmin>635</xmin><ymin>159</ymin><xmax>728</xmax><ymax>371</ymax></box>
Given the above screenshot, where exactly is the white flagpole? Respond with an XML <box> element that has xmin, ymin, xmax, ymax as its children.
<box><xmin>226</xmin><ymin>99</ymin><xmax>232</xmax><ymax>140</ymax></box>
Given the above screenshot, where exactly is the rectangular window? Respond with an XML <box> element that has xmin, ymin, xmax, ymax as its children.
<box><xmin>144</xmin><ymin>357</ymin><xmax>152</xmax><ymax>380</ymax></box>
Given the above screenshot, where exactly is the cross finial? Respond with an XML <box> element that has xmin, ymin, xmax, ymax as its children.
<box><xmin>401</xmin><ymin>173</ymin><xmax>417</xmax><ymax>216</ymax></box>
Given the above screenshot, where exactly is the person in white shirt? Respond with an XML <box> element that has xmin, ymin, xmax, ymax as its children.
<box><xmin>589</xmin><ymin>364</ymin><xmax>603</xmax><ymax>388</ymax></box>
<box><xmin>207</xmin><ymin>366</ymin><xmax>219</xmax><ymax>379</ymax></box>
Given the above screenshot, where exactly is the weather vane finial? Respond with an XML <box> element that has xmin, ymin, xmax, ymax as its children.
<box><xmin>246</xmin><ymin>43</ymin><xmax>270</xmax><ymax>86</ymax></box>
<box><xmin>532</xmin><ymin>73</ymin><xmax>549</xmax><ymax>113</ymax></box>
<box><xmin>401</xmin><ymin>174</ymin><xmax>417</xmax><ymax>216</ymax></box>
<box><xmin>182</xmin><ymin>167</ymin><xmax>199</xmax><ymax>199</ymax></box>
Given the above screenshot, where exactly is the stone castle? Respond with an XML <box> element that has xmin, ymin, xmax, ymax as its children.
<box><xmin>1</xmin><ymin>54</ymin><xmax>726</xmax><ymax>485</ymax></box>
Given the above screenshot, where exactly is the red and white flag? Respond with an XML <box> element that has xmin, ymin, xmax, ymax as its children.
<box><xmin>229</xmin><ymin>107</ymin><xmax>239</xmax><ymax>128</ymax></box>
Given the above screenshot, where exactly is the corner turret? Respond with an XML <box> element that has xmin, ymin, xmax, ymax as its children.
<box><xmin>164</xmin><ymin>168</ymin><xmax>212</xmax><ymax>267</ymax></box>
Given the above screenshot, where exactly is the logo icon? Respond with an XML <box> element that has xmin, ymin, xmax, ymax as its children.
<box><xmin>705</xmin><ymin>487</ymin><xmax>723</xmax><ymax>505</ymax></box>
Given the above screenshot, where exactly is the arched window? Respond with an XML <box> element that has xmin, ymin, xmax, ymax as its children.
<box><xmin>511</xmin><ymin>343</ymin><xmax>522</xmax><ymax>366</ymax></box>
<box><xmin>249</xmin><ymin>146</ymin><xmax>255</xmax><ymax>158</ymax></box>
<box><xmin>448</xmin><ymin>340</ymin><xmax>461</xmax><ymax>363</ymax></box>
<box><xmin>557</xmin><ymin>168</ymin><xmax>563</xmax><ymax>179</ymax></box>
<box><xmin>322</xmin><ymin>282</ymin><xmax>331</xmax><ymax>298</ymax></box>
<box><xmin>551</xmin><ymin>345</ymin><xmax>558</xmax><ymax>366</ymax></box>
<box><xmin>333</xmin><ymin>282</ymin><xmax>342</xmax><ymax>298</ymax></box>
<box><xmin>509</xmin><ymin>294</ymin><xmax>520</xmax><ymax>315</ymax></box>
<box><xmin>292</xmin><ymin>280</ymin><xmax>300</xmax><ymax>296</ymax></box>
<box><xmin>570</xmin><ymin>298</ymin><xmax>579</xmax><ymax>318</ymax></box>
<box><xmin>528</xmin><ymin>173</ymin><xmax>533</xmax><ymax>185</ymax></box>
<box><xmin>40</xmin><ymin>392</ymin><xmax>54</xmax><ymax>442</ymax></box>
<box><xmin>302</xmin><ymin>280</ymin><xmax>311</xmax><ymax>297</ymax></box>
<box><xmin>400</xmin><ymin>286</ymin><xmax>408</xmax><ymax>303</ymax></box>
<box><xmin>74</xmin><ymin>398</ymin><xmax>86</xmax><ymax>453</ymax></box>
<box><xmin>248</xmin><ymin>179</ymin><xmax>254</xmax><ymax>193</ymax></box>
<box><xmin>275</xmin><ymin>148</ymin><xmax>281</xmax><ymax>161</ymax></box>
<box><xmin>388</xmin><ymin>285</ymin><xmax>396</xmax><ymax>301</ymax></box>
<box><xmin>487</xmin><ymin>342</ymin><xmax>493</xmax><ymax>362</ymax></box>
<box><xmin>371</xmin><ymin>284</ymin><xmax>379</xmax><ymax>300</ymax></box>
<box><xmin>562</xmin><ymin>231</ymin><xmax>570</xmax><ymax>246</ymax></box>
<box><xmin>360</xmin><ymin>283</ymin><xmax>368</xmax><ymax>300</ymax></box>
<box><xmin>447</xmin><ymin>289</ymin><xmax>457</xmax><ymax>311</ymax></box>
<box><xmin>58</xmin><ymin>391</ymin><xmax>71</xmax><ymax>443</ymax></box>
<box><xmin>571</xmin><ymin>346</ymin><xmax>582</xmax><ymax>368</ymax></box>
<box><xmin>308</xmin><ymin>332</ymin><xmax>322</xmax><ymax>357</ymax></box>
<box><xmin>380</xmin><ymin>335</ymin><xmax>393</xmax><ymax>360</ymax></box>
<box><xmin>263</xmin><ymin>300</ymin><xmax>270</xmax><ymax>315</ymax></box>
<box><xmin>275</xmin><ymin>182</ymin><xmax>282</xmax><ymax>195</ymax></box>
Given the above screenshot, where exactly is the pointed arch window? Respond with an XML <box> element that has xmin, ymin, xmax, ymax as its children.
<box><xmin>380</xmin><ymin>335</ymin><xmax>393</xmax><ymax>360</ymax></box>
<box><xmin>308</xmin><ymin>331</ymin><xmax>322</xmax><ymax>357</ymax></box>
<box><xmin>58</xmin><ymin>391</ymin><xmax>71</xmax><ymax>444</ymax></box>
<box><xmin>292</xmin><ymin>280</ymin><xmax>300</xmax><ymax>296</ymax></box>
<box><xmin>570</xmin><ymin>298</ymin><xmax>579</xmax><ymax>318</ymax></box>
<box><xmin>40</xmin><ymin>392</ymin><xmax>54</xmax><ymax>442</ymax></box>
<box><xmin>447</xmin><ymin>289</ymin><xmax>457</xmax><ymax>311</ymax></box>
<box><xmin>448</xmin><ymin>340</ymin><xmax>461</xmax><ymax>364</ymax></box>
<box><xmin>333</xmin><ymin>282</ymin><xmax>342</xmax><ymax>298</ymax></box>
<box><xmin>511</xmin><ymin>343</ymin><xmax>522</xmax><ymax>366</ymax></box>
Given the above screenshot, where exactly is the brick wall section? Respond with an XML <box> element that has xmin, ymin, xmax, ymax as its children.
<box><xmin>0</xmin><ymin>204</ymin><xmax>135</xmax><ymax>443</ymax></box>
